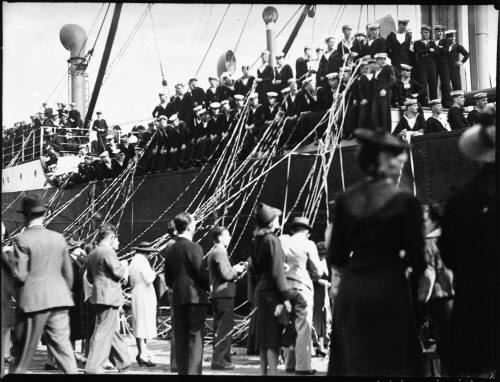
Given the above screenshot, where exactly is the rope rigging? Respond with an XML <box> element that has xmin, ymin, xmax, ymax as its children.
<box><xmin>148</xmin><ymin>6</ymin><xmax>168</xmax><ymax>94</ymax></box>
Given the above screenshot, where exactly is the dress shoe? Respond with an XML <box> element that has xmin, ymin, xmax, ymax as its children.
<box><xmin>211</xmin><ymin>364</ymin><xmax>235</xmax><ymax>370</ymax></box>
<box><xmin>296</xmin><ymin>369</ymin><xmax>316</xmax><ymax>375</ymax></box>
<box><xmin>136</xmin><ymin>355</ymin><xmax>156</xmax><ymax>367</ymax></box>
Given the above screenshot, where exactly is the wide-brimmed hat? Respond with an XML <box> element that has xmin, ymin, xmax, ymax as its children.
<box><xmin>290</xmin><ymin>216</ymin><xmax>313</xmax><ymax>231</ymax></box>
<box><xmin>458</xmin><ymin>111</ymin><xmax>495</xmax><ymax>163</ymax></box>
<box><xmin>254</xmin><ymin>202</ymin><xmax>282</xmax><ymax>227</ymax></box>
<box><xmin>354</xmin><ymin>128</ymin><xmax>408</xmax><ymax>153</ymax></box>
<box><xmin>131</xmin><ymin>241</ymin><xmax>158</xmax><ymax>253</ymax></box>
<box><xmin>17</xmin><ymin>195</ymin><xmax>48</xmax><ymax>215</ymax></box>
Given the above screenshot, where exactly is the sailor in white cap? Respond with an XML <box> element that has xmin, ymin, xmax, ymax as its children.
<box><xmin>338</xmin><ymin>25</ymin><xmax>354</xmax><ymax>58</ymax></box>
<box><xmin>424</xmin><ymin>99</ymin><xmax>449</xmax><ymax>133</ymax></box>
<box><xmin>414</xmin><ymin>24</ymin><xmax>438</xmax><ymax>105</ymax></box>
<box><xmin>153</xmin><ymin>92</ymin><xmax>169</xmax><ymax>119</ymax></box>
<box><xmin>209</xmin><ymin>102</ymin><xmax>221</xmax><ymax>127</ymax></box>
<box><xmin>274</xmin><ymin>52</ymin><xmax>293</xmax><ymax>95</ymax></box>
<box><xmin>394</xmin><ymin>63</ymin><xmax>424</xmax><ymax>109</ymax></box>
<box><xmin>447</xmin><ymin>90</ymin><xmax>468</xmax><ymax>130</ymax></box>
<box><xmin>446</xmin><ymin>30</ymin><xmax>469</xmax><ymax>92</ymax></box>
<box><xmin>393</xmin><ymin>97</ymin><xmax>427</xmax><ymax>138</ymax></box>
<box><xmin>206</xmin><ymin>76</ymin><xmax>220</xmax><ymax>106</ymax></box>
<box><xmin>467</xmin><ymin>92</ymin><xmax>491</xmax><ymax>126</ymax></box>
<box><xmin>234</xmin><ymin>94</ymin><xmax>245</xmax><ymax>111</ymax></box>
<box><xmin>366</xmin><ymin>23</ymin><xmax>386</xmax><ymax>58</ymax></box>
<box><xmin>385</xmin><ymin>18</ymin><xmax>412</xmax><ymax>76</ymax></box>
<box><xmin>431</xmin><ymin>25</ymin><xmax>453</xmax><ymax>108</ymax></box>
<box><xmin>317</xmin><ymin>73</ymin><xmax>339</xmax><ymax>110</ymax></box>
<box><xmin>234</xmin><ymin>64</ymin><xmax>255</xmax><ymax>98</ymax></box>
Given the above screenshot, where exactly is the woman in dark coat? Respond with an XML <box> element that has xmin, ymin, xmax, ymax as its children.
<box><xmin>250</xmin><ymin>202</ymin><xmax>291</xmax><ymax>375</ymax></box>
<box><xmin>327</xmin><ymin>128</ymin><xmax>426</xmax><ymax>377</ymax></box>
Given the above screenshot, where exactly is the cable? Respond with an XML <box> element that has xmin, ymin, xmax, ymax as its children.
<box><xmin>194</xmin><ymin>4</ymin><xmax>231</xmax><ymax>77</ymax></box>
<box><xmin>233</xmin><ymin>4</ymin><xmax>253</xmax><ymax>55</ymax></box>
<box><xmin>149</xmin><ymin>6</ymin><xmax>165</xmax><ymax>80</ymax></box>
<box><xmin>90</xmin><ymin>3</ymin><xmax>111</xmax><ymax>55</ymax></box>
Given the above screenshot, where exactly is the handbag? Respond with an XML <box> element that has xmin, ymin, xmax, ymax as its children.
<box><xmin>276</xmin><ymin>306</ymin><xmax>296</xmax><ymax>347</ymax></box>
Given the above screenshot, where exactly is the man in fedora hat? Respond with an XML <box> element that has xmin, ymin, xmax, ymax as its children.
<box><xmin>84</xmin><ymin>223</ymin><xmax>130</xmax><ymax>374</ymax></box>
<box><xmin>440</xmin><ymin>110</ymin><xmax>495</xmax><ymax>377</ymax></box>
<box><xmin>280</xmin><ymin>217</ymin><xmax>322</xmax><ymax>375</ymax></box>
<box><xmin>8</xmin><ymin>195</ymin><xmax>77</xmax><ymax>374</ymax></box>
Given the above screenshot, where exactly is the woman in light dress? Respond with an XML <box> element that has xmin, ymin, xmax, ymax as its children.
<box><xmin>129</xmin><ymin>242</ymin><xmax>158</xmax><ymax>367</ymax></box>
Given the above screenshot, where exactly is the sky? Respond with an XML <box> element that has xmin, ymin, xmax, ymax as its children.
<box><xmin>2</xmin><ymin>3</ymin><xmax>498</xmax><ymax>129</ymax></box>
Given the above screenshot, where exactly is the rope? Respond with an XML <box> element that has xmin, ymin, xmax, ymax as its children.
<box><xmin>2</xmin><ymin>191</ymin><xmax>25</xmax><ymax>214</ymax></box>
<box><xmin>405</xmin><ymin>133</ymin><xmax>418</xmax><ymax>197</ymax></box>
<box><xmin>281</xmin><ymin>154</ymin><xmax>292</xmax><ymax>232</ymax></box>
<box><xmin>328</xmin><ymin>4</ymin><xmax>345</xmax><ymax>36</ymax></box>
<box><xmin>233</xmin><ymin>4</ymin><xmax>253</xmax><ymax>55</ymax></box>
<box><xmin>194</xmin><ymin>4</ymin><xmax>231</xmax><ymax>77</ymax></box>
<box><xmin>89</xmin><ymin>3</ymin><xmax>111</xmax><ymax>55</ymax></box>
<box><xmin>149</xmin><ymin>7</ymin><xmax>166</xmax><ymax>81</ymax></box>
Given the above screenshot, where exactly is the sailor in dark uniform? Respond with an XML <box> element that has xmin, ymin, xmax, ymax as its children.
<box><xmin>371</xmin><ymin>53</ymin><xmax>395</xmax><ymax>132</ymax></box>
<box><xmin>68</xmin><ymin>103</ymin><xmax>83</xmax><ymax>129</ymax></box>
<box><xmin>447</xmin><ymin>90</ymin><xmax>469</xmax><ymax>131</ymax></box>
<box><xmin>77</xmin><ymin>154</ymin><xmax>97</xmax><ymax>182</ymax></box>
<box><xmin>118</xmin><ymin>134</ymin><xmax>136</xmax><ymax>168</ymax></box>
<box><xmin>234</xmin><ymin>94</ymin><xmax>245</xmax><ymax>114</ymax></box>
<box><xmin>256</xmin><ymin>50</ymin><xmax>275</xmax><ymax>104</ymax></box>
<box><xmin>188</xmin><ymin>78</ymin><xmax>206</xmax><ymax>108</ymax></box>
<box><xmin>207</xmin><ymin>102</ymin><xmax>222</xmax><ymax>157</ymax></box>
<box><xmin>295</xmin><ymin>46</ymin><xmax>314</xmax><ymax>88</ymax></box>
<box><xmin>167</xmin><ymin>84</ymin><xmax>184</xmax><ymax>118</ymax></box>
<box><xmin>386</xmin><ymin>19</ymin><xmax>412</xmax><ymax>77</ymax></box>
<box><xmin>357</xmin><ymin>58</ymin><xmax>376</xmax><ymax>130</ymax></box>
<box><xmin>216</xmin><ymin>73</ymin><xmax>236</xmax><ymax>107</ymax></box>
<box><xmin>414</xmin><ymin>25</ymin><xmax>438</xmax><ymax>106</ymax></box>
<box><xmin>91</xmin><ymin>111</ymin><xmax>109</xmax><ymax>154</ymax></box>
<box><xmin>352</xmin><ymin>32</ymin><xmax>367</xmax><ymax>57</ymax></box>
<box><xmin>151</xmin><ymin>116</ymin><xmax>170</xmax><ymax>172</ymax></box>
<box><xmin>317</xmin><ymin>72</ymin><xmax>338</xmax><ymax>111</ymax></box>
<box><xmin>192</xmin><ymin>107</ymin><xmax>210</xmax><ymax>165</ymax></box>
<box><xmin>152</xmin><ymin>93</ymin><xmax>170</xmax><ymax>119</ymax></box>
<box><xmin>467</xmin><ymin>92</ymin><xmax>491</xmax><ymax>126</ymax></box>
<box><xmin>110</xmin><ymin>148</ymin><xmax>125</xmax><ymax>178</ymax></box>
<box><xmin>433</xmin><ymin>25</ymin><xmax>453</xmax><ymax>108</ymax></box>
<box><xmin>254</xmin><ymin>92</ymin><xmax>281</xmax><ymax>142</ymax></box>
<box><xmin>337</xmin><ymin>25</ymin><xmax>354</xmax><ymax>61</ymax></box>
<box><xmin>205</xmin><ymin>77</ymin><xmax>219</xmax><ymax>106</ymax></box>
<box><xmin>424</xmin><ymin>99</ymin><xmax>448</xmax><ymax>134</ymax></box>
<box><xmin>367</xmin><ymin>23</ymin><xmax>387</xmax><ymax>58</ymax></box>
<box><xmin>95</xmin><ymin>151</ymin><xmax>113</xmax><ymax>180</ymax></box>
<box><xmin>235</xmin><ymin>66</ymin><xmax>255</xmax><ymax>97</ymax></box>
<box><xmin>239</xmin><ymin>93</ymin><xmax>261</xmax><ymax>160</ymax></box>
<box><xmin>393</xmin><ymin>98</ymin><xmax>427</xmax><ymax>137</ymax></box>
<box><xmin>445</xmin><ymin>30</ymin><xmax>469</xmax><ymax>91</ymax></box>
<box><xmin>273</xmin><ymin>52</ymin><xmax>293</xmax><ymax>97</ymax></box>
<box><xmin>167</xmin><ymin>114</ymin><xmax>191</xmax><ymax>170</ymax></box>
<box><xmin>317</xmin><ymin>36</ymin><xmax>336</xmax><ymax>88</ymax></box>
<box><xmin>393</xmin><ymin>64</ymin><xmax>424</xmax><ymax>109</ymax></box>
<box><xmin>216</xmin><ymin>100</ymin><xmax>233</xmax><ymax>153</ymax></box>
<box><xmin>296</xmin><ymin>76</ymin><xmax>323</xmax><ymax>144</ymax></box>
<box><xmin>279</xmin><ymin>80</ymin><xmax>302</xmax><ymax>147</ymax></box>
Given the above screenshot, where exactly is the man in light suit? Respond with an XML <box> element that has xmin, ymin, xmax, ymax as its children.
<box><xmin>84</xmin><ymin>223</ymin><xmax>131</xmax><ymax>374</ymax></box>
<box><xmin>280</xmin><ymin>217</ymin><xmax>322</xmax><ymax>375</ymax></box>
<box><xmin>206</xmin><ymin>226</ymin><xmax>246</xmax><ymax>370</ymax></box>
<box><xmin>8</xmin><ymin>195</ymin><xmax>77</xmax><ymax>374</ymax></box>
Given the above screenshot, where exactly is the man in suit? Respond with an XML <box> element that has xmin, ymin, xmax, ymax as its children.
<box><xmin>164</xmin><ymin>213</ymin><xmax>210</xmax><ymax>375</ymax></box>
<box><xmin>84</xmin><ymin>223</ymin><xmax>130</xmax><ymax>374</ymax></box>
<box><xmin>206</xmin><ymin>227</ymin><xmax>246</xmax><ymax>370</ymax></box>
<box><xmin>425</xmin><ymin>99</ymin><xmax>449</xmax><ymax>134</ymax></box>
<box><xmin>188</xmin><ymin>78</ymin><xmax>206</xmax><ymax>108</ymax></box>
<box><xmin>8</xmin><ymin>195</ymin><xmax>77</xmax><ymax>374</ymax></box>
<box><xmin>447</xmin><ymin>90</ymin><xmax>469</xmax><ymax>131</ymax></box>
<box><xmin>91</xmin><ymin>111</ymin><xmax>109</xmax><ymax>154</ymax></box>
<box><xmin>273</xmin><ymin>52</ymin><xmax>294</xmax><ymax>96</ymax></box>
<box><xmin>280</xmin><ymin>217</ymin><xmax>322</xmax><ymax>375</ymax></box>
<box><xmin>414</xmin><ymin>25</ymin><xmax>438</xmax><ymax>106</ymax></box>
<box><xmin>433</xmin><ymin>25</ymin><xmax>452</xmax><ymax>108</ymax></box>
<box><xmin>371</xmin><ymin>53</ymin><xmax>395</xmax><ymax>132</ymax></box>
<box><xmin>367</xmin><ymin>23</ymin><xmax>387</xmax><ymax>58</ymax></box>
<box><xmin>386</xmin><ymin>19</ymin><xmax>412</xmax><ymax>77</ymax></box>
<box><xmin>445</xmin><ymin>30</ymin><xmax>470</xmax><ymax>91</ymax></box>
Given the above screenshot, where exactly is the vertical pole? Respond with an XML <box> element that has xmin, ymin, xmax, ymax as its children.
<box><xmin>474</xmin><ymin>5</ymin><xmax>490</xmax><ymax>90</ymax></box>
<box><xmin>457</xmin><ymin>6</ymin><xmax>471</xmax><ymax>91</ymax></box>
<box><xmin>262</xmin><ymin>7</ymin><xmax>279</xmax><ymax>67</ymax></box>
<box><xmin>21</xmin><ymin>135</ymin><xmax>25</xmax><ymax>163</ymax></box>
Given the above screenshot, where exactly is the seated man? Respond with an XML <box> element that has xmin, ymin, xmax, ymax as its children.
<box><xmin>192</xmin><ymin>107</ymin><xmax>211</xmax><ymax>165</ymax></box>
<box><xmin>167</xmin><ymin>114</ymin><xmax>191</xmax><ymax>170</ymax></box>
<box><xmin>393</xmin><ymin>64</ymin><xmax>424</xmax><ymax>110</ymax></box>
<box><xmin>239</xmin><ymin>93</ymin><xmax>261</xmax><ymax>160</ymax></box>
<box><xmin>425</xmin><ymin>99</ymin><xmax>449</xmax><ymax>134</ymax></box>
<box><xmin>393</xmin><ymin>98</ymin><xmax>427</xmax><ymax>137</ymax></box>
<box><xmin>447</xmin><ymin>90</ymin><xmax>469</xmax><ymax>131</ymax></box>
<box><xmin>254</xmin><ymin>92</ymin><xmax>281</xmax><ymax>142</ymax></box>
<box><xmin>467</xmin><ymin>92</ymin><xmax>492</xmax><ymax>126</ymax></box>
<box><xmin>207</xmin><ymin>102</ymin><xmax>222</xmax><ymax>159</ymax></box>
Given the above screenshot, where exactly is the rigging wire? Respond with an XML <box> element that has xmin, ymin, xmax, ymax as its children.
<box><xmin>148</xmin><ymin>6</ymin><xmax>169</xmax><ymax>93</ymax></box>
<box><xmin>194</xmin><ymin>4</ymin><xmax>231</xmax><ymax>77</ymax></box>
<box><xmin>331</xmin><ymin>4</ymin><xmax>347</xmax><ymax>36</ymax></box>
<box><xmin>88</xmin><ymin>3</ymin><xmax>112</xmax><ymax>56</ymax></box>
<box><xmin>310</xmin><ymin>7</ymin><xmax>316</xmax><ymax>46</ymax></box>
<box><xmin>327</xmin><ymin>4</ymin><xmax>344</xmax><ymax>36</ymax></box>
<box><xmin>233</xmin><ymin>4</ymin><xmax>253</xmax><ymax>55</ymax></box>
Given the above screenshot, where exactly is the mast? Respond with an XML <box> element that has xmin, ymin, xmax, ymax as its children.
<box><xmin>281</xmin><ymin>5</ymin><xmax>315</xmax><ymax>57</ymax></box>
<box><xmin>83</xmin><ymin>3</ymin><xmax>123</xmax><ymax>129</ymax></box>
<box><xmin>262</xmin><ymin>6</ymin><xmax>279</xmax><ymax>66</ymax></box>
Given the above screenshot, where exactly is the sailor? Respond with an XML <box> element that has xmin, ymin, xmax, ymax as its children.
<box><xmin>207</xmin><ymin>102</ymin><xmax>222</xmax><ymax>157</ymax></box>
<box><xmin>239</xmin><ymin>93</ymin><xmax>261</xmax><ymax>160</ymax></box>
<box><xmin>218</xmin><ymin>100</ymin><xmax>233</xmax><ymax>140</ymax></box>
<box><xmin>393</xmin><ymin>98</ymin><xmax>427</xmax><ymax>137</ymax></box>
<box><xmin>77</xmin><ymin>153</ymin><xmax>97</xmax><ymax>182</ymax></box>
<box><xmin>252</xmin><ymin>92</ymin><xmax>280</xmax><ymax>143</ymax></box>
<box><xmin>317</xmin><ymin>72</ymin><xmax>338</xmax><ymax>111</ymax></box>
<box><xmin>386</xmin><ymin>19</ymin><xmax>413</xmax><ymax>77</ymax></box>
<box><xmin>316</xmin><ymin>36</ymin><xmax>336</xmax><ymax>88</ymax></box>
<box><xmin>296</xmin><ymin>76</ymin><xmax>323</xmax><ymax>144</ymax></box>
<box><xmin>447</xmin><ymin>90</ymin><xmax>469</xmax><ymax>130</ymax></box>
<box><xmin>95</xmin><ymin>151</ymin><xmax>113</xmax><ymax>180</ymax></box>
<box><xmin>340</xmin><ymin>67</ymin><xmax>360</xmax><ymax>139</ymax></box>
<box><xmin>295</xmin><ymin>46</ymin><xmax>314</xmax><ymax>88</ymax></box>
<box><xmin>91</xmin><ymin>111</ymin><xmax>109</xmax><ymax>154</ymax></box>
<box><xmin>357</xmin><ymin>58</ymin><xmax>376</xmax><ymax>130</ymax></box>
<box><xmin>150</xmin><ymin>115</ymin><xmax>170</xmax><ymax>172</ymax></box>
<box><xmin>273</xmin><ymin>52</ymin><xmax>294</xmax><ymax>96</ymax></box>
<box><xmin>371</xmin><ymin>53</ymin><xmax>395</xmax><ymax>132</ymax></box>
<box><xmin>234</xmin><ymin>65</ymin><xmax>255</xmax><ymax>98</ymax></box>
<box><xmin>414</xmin><ymin>24</ymin><xmax>438</xmax><ymax>106</ymax></box>
<box><xmin>68</xmin><ymin>102</ymin><xmax>83</xmax><ymax>129</ymax></box>
<box><xmin>216</xmin><ymin>72</ymin><xmax>236</xmax><ymax>108</ymax></box>
<box><xmin>234</xmin><ymin>94</ymin><xmax>245</xmax><ymax>113</ymax></box>
<box><xmin>433</xmin><ymin>25</ymin><xmax>452</xmax><ymax>108</ymax></box>
<box><xmin>167</xmin><ymin>114</ymin><xmax>191</xmax><ymax>170</ymax></box>
<box><xmin>256</xmin><ymin>50</ymin><xmax>275</xmax><ymax>105</ymax></box>
<box><xmin>187</xmin><ymin>77</ymin><xmax>206</xmax><ymax>109</ymax></box>
<box><xmin>445</xmin><ymin>30</ymin><xmax>469</xmax><ymax>91</ymax></box>
<box><xmin>168</xmin><ymin>83</ymin><xmax>193</xmax><ymax>125</ymax></box>
<box><xmin>393</xmin><ymin>64</ymin><xmax>424</xmax><ymax>109</ymax></box>
<box><xmin>352</xmin><ymin>32</ymin><xmax>367</xmax><ymax>57</ymax></box>
<box><xmin>118</xmin><ymin>134</ymin><xmax>135</xmax><ymax>168</ymax></box>
<box><xmin>57</xmin><ymin>102</ymin><xmax>67</xmax><ymax>119</ymax></box>
<box><xmin>367</xmin><ymin>23</ymin><xmax>387</xmax><ymax>58</ymax></box>
<box><xmin>104</xmin><ymin>134</ymin><xmax>117</xmax><ymax>157</ymax></box>
<box><xmin>192</xmin><ymin>107</ymin><xmax>210</xmax><ymax>165</ymax></box>
<box><xmin>152</xmin><ymin>92</ymin><xmax>169</xmax><ymax>119</ymax></box>
<box><xmin>7</xmin><ymin>195</ymin><xmax>77</xmax><ymax>374</ymax></box>
<box><xmin>110</xmin><ymin>148</ymin><xmax>125</xmax><ymax>177</ymax></box>
<box><xmin>467</xmin><ymin>92</ymin><xmax>492</xmax><ymax>126</ymax></box>
<box><xmin>282</xmin><ymin>78</ymin><xmax>300</xmax><ymax>117</ymax></box>
<box><xmin>205</xmin><ymin>76</ymin><xmax>220</xmax><ymax>106</ymax></box>
<box><xmin>424</xmin><ymin>99</ymin><xmax>449</xmax><ymax>134</ymax></box>
<box><xmin>337</xmin><ymin>25</ymin><xmax>354</xmax><ymax>59</ymax></box>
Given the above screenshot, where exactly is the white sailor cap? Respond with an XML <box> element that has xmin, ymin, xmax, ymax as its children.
<box><xmin>106</xmin><ymin>134</ymin><xmax>114</xmax><ymax>140</ymax></box>
<box><xmin>158</xmin><ymin>115</ymin><xmax>168</xmax><ymax>121</ymax></box>
<box><xmin>220</xmin><ymin>99</ymin><xmax>230</xmax><ymax>106</ymax></box>
<box><xmin>302</xmin><ymin>76</ymin><xmax>314</xmax><ymax>85</ymax></box>
<box><xmin>400</xmin><ymin>64</ymin><xmax>413</xmax><ymax>71</ymax></box>
<box><xmin>473</xmin><ymin>92</ymin><xmax>488</xmax><ymax>100</ymax></box>
<box><xmin>350</xmin><ymin>52</ymin><xmax>359</xmax><ymax>58</ymax></box>
<box><xmin>325</xmin><ymin>72</ymin><xmax>339</xmax><ymax>79</ymax></box>
<box><xmin>287</xmin><ymin>78</ymin><xmax>297</xmax><ymax>84</ymax></box>
<box><xmin>275</xmin><ymin>52</ymin><xmax>285</xmax><ymax>58</ymax></box>
<box><xmin>112</xmin><ymin>148</ymin><xmax>121</xmax><ymax>155</ymax></box>
<box><xmin>193</xmin><ymin>105</ymin><xmax>203</xmax><ymax>112</ymax></box>
<box><xmin>129</xmin><ymin>135</ymin><xmax>138</xmax><ymax>144</ymax></box>
<box><xmin>210</xmin><ymin>102</ymin><xmax>221</xmax><ymax>109</ymax></box>
<box><xmin>234</xmin><ymin>94</ymin><xmax>245</xmax><ymax>101</ymax></box>
<box><xmin>450</xmin><ymin>90</ymin><xmax>464</xmax><ymax>97</ymax></box>
<box><xmin>374</xmin><ymin>52</ymin><xmax>388</xmax><ymax>59</ymax></box>
<box><xmin>168</xmin><ymin>114</ymin><xmax>179</xmax><ymax>122</ymax></box>
<box><xmin>342</xmin><ymin>67</ymin><xmax>352</xmax><ymax>73</ymax></box>
<box><xmin>404</xmin><ymin>98</ymin><xmax>418</xmax><ymax>106</ymax></box>
<box><xmin>196</xmin><ymin>108</ymin><xmax>207</xmax><ymax>116</ymax></box>
<box><xmin>428</xmin><ymin>99</ymin><xmax>442</xmax><ymax>106</ymax></box>
<box><xmin>342</xmin><ymin>25</ymin><xmax>353</xmax><ymax>31</ymax></box>
<box><xmin>280</xmin><ymin>87</ymin><xmax>291</xmax><ymax>95</ymax></box>
<box><xmin>208</xmin><ymin>76</ymin><xmax>218</xmax><ymax>82</ymax></box>
<box><xmin>368</xmin><ymin>23</ymin><xmax>380</xmax><ymax>30</ymax></box>
<box><xmin>100</xmin><ymin>151</ymin><xmax>109</xmax><ymax>158</ymax></box>
<box><xmin>249</xmin><ymin>92</ymin><xmax>259</xmax><ymax>99</ymax></box>
<box><xmin>398</xmin><ymin>19</ymin><xmax>409</xmax><ymax>24</ymax></box>
<box><xmin>444</xmin><ymin>29</ymin><xmax>457</xmax><ymax>36</ymax></box>
<box><xmin>266</xmin><ymin>92</ymin><xmax>278</xmax><ymax>98</ymax></box>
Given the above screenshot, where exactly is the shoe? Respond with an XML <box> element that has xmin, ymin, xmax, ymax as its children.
<box><xmin>136</xmin><ymin>355</ymin><xmax>156</xmax><ymax>367</ymax></box>
<box><xmin>44</xmin><ymin>363</ymin><xmax>58</xmax><ymax>370</ymax></box>
<box><xmin>211</xmin><ymin>364</ymin><xmax>235</xmax><ymax>370</ymax></box>
<box><xmin>118</xmin><ymin>366</ymin><xmax>130</xmax><ymax>373</ymax></box>
<box><xmin>316</xmin><ymin>348</ymin><xmax>327</xmax><ymax>357</ymax></box>
<box><xmin>296</xmin><ymin>369</ymin><xmax>316</xmax><ymax>375</ymax></box>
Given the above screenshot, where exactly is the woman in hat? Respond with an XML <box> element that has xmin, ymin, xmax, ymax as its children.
<box><xmin>129</xmin><ymin>242</ymin><xmax>158</xmax><ymax>367</ymax></box>
<box><xmin>439</xmin><ymin>111</ymin><xmax>495</xmax><ymax>377</ymax></box>
<box><xmin>249</xmin><ymin>202</ymin><xmax>291</xmax><ymax>375</ymax></box>
<box><xmin>327</xmin><ymin>128</ymin><xmax>426</xmax><ymax>376</ymax></box>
